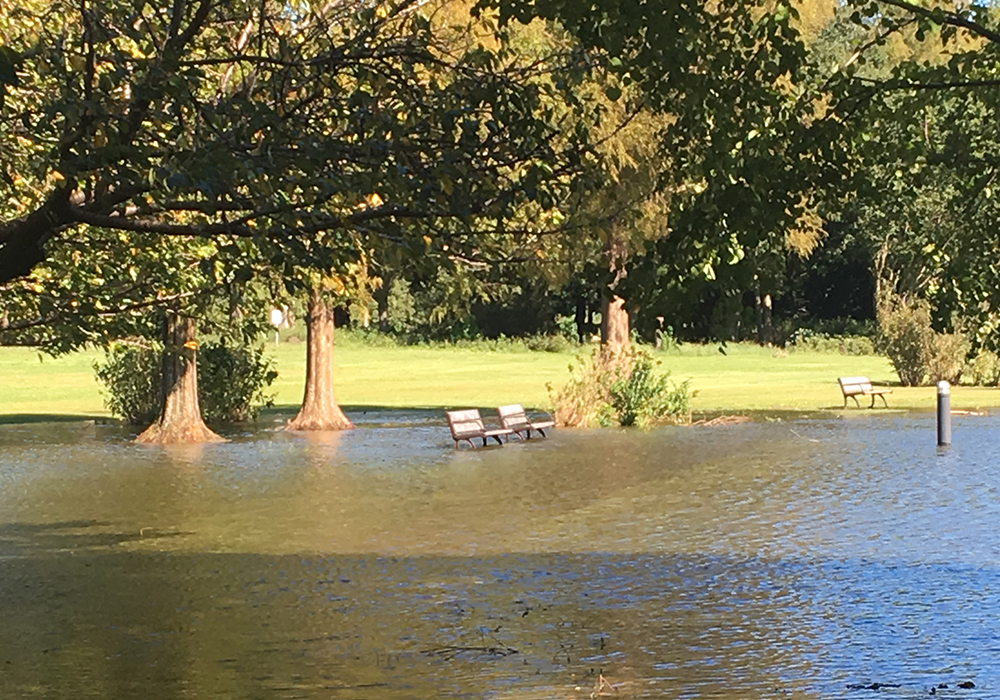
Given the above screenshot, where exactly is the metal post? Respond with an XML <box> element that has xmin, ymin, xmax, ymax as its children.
<box><xmin>937</xmin><ymin>380</ymin><xmax>951</xmax><ymax>447</ymax></box>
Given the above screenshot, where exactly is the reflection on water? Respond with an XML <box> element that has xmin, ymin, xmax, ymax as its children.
<box><xmin>0</xmin><ymin>413</ymin><xmax>998</xmax><ymax>698</ymax></box>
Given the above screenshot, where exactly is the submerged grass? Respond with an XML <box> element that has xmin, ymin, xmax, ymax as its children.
<box><xmin>1</xmin><ymin>340</ymin><xmax>998</xmax><ymax>422</ymax></box>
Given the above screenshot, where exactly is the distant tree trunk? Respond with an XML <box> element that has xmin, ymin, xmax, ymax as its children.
<box><xmin>754</xmin><ymin>289</ymin><xmax>774</xmax><ymax>346</ymax></box>
<box><xmin>374</xmin><ymin>271</ymin><xmax>394</xmax><ymax>331</ymax></box>
<box><xmin>601</xmin><ymin>232</ymin><xmax>630</xmax><ymax>355</ymax></box>
<box><xmin>137</xmin><ymin>311</ymin><xmax>224</xmax><ymax>444</ymax></box>
<box><xmin>601</xmin><ymin>295</ymin><xmax>630</xmax><ymax>352</ymax></box>
<box><xmin>575</xmin><ymin>296</ymin><xmax>587</xmax><ymax>343</ymax></box>
<box><xmin>286</xmin><ymin>286</ymin><xmax>354</xmax><ymax>432</ymax></box>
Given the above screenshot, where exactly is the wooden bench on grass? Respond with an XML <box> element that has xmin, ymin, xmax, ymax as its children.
<box><xmin>497</xmin><ymin>404</ymin><xmax>555</xmax><ymax>440</ymax></box>
<box><xmin>445</xmin><ymin>409</ymin><xmax>513</xmax><ymax>449</ymax></box>
<box><xmin>838</xmin><ymin>376</ymin><xmax>892</xmax><ymax>408</ymax></box>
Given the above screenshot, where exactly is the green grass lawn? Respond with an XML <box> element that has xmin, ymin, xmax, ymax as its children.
<box><xmin>1</xmin><ymin>340</ymin><xmax>997</xmax><ymax>421</ymax></box>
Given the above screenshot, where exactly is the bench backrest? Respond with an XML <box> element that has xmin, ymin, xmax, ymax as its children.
<box><xmin>838</xmin><ymin>376</ymin><xmax>872</xmax><ymax>395</ymax></box>
<box><xmin>446</xmin><ymin>409</ymin><xmax>485</xmax><ymax>438</ymax></box>
<box><xmin>497</xmin><ymin>404</ymin><xmax>529</xmax><ymax>430</ymax></box>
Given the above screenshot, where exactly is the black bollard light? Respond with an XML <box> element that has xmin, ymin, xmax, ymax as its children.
<box><xmin>937</xmin><ymin>380</ymin><xmax>951</xmax><ymax>447</ymax></box>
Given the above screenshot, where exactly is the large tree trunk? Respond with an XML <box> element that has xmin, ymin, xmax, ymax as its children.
<box><xmin>137</xmin><ymin>311</ymin><xmax>224</xmax><ymax>444</ymax></box>
<box><xmin>601</xmin><ymin>231</ymin><xmax>630</xmax><ymax>356</ymax></box>
<box><xmin>286</xmin><ymin>286</ymin><xmax>354</xmax><ymax>432</ymax></box>
<box><xmin>601</xmin><ymin>295</ymin><xmax>630</xmax><ymax>353</ymax></box>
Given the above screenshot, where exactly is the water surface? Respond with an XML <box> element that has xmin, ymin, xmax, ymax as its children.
<box><xmin>0</xmin><ymin>413</ymin><xmax>998</xmax><ymax>698</ymax></box>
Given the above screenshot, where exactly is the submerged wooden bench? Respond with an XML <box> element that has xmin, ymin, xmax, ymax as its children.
<box><xmin>497</xmin><ymin>404</ymin><xmax>555</xmax><ymax>439</ymax></box>
<box><xmin>838</xmin><ymin>376</ymin><xmax>892</xmax><ymax>408</ymax></box>
<box><xmin>445</xmin><ymin>409</ymin><xmax>513</xmax><ymax>449</ymax></box>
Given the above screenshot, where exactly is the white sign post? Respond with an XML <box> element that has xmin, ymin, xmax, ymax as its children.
<box><xmin>269</xmin><ymin>308</ymin><xmax>284</xmax><ymax>347</ymax></box>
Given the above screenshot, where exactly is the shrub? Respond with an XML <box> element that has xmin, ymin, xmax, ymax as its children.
<box><xmin>94</xmin><ymin>342</ymin><xmax>162</xmax><ymax>425</ymax></box>
<box><xmin>788</xmin><ymin>329</ymin><xmax>875</xmax><ymax>356</ymax></box>
<box><xmin>964</xmin><ymin>349</ymin><xmax>1000</xmax><ymax>387</ymax></box>
<box><xmin>877</xmin><ymin>295</ymin><xmax>935</xmax><ymax>386</ymax></box>
<box><xmin>524</xmin><ymin>334</ymin><xmax>574</xmax><ymax>353</ymax></box>
<box><xmin>549</xmin><ymin>346</ymin><xmax>691</xmax><ymax>428</ymax></box>
<box><xmin>877</xmin><ymin>294</ymin><xmax>971</xmax><ymax>386</ymax></box>
<box><xmin>197</xmin><ymin>341</ymin><xmax>278</xmax><ymax>423</ymax></box>
<box><xmin>926</xmin><ymin>331</ymin><xmax>970</xmax><ymax>384</ymax></box>
<box><xmin>608</xmin><ymin>351</ymin><xmax>691</xmax><ymax>427</ymax></box>
<box><xmin>95</xmin><ymin>341</ymin><xmax>277</xmax><ymax>425</ymax></box>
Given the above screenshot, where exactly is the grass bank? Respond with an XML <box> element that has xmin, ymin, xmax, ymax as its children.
<box><xmin>1</xmin><ymin>340</ymin><xmax>998</xmax><ymax>422</ymax></box>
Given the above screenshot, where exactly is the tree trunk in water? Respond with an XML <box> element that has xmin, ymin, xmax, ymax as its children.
<box><xmin>137</xmin><ymin>312</ymin><xmax>225</xmax><ymax>444</ymax></box>
<box><xmin>287</xmin><ymin>287</ymin><xmax>354</xmax><ymax>432</ymax></box>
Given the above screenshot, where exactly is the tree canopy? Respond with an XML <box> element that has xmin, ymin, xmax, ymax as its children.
<box><xmin>0</xmin><ymin>0</ymin><xmax>591</xmax><ymax>288</ymax></box>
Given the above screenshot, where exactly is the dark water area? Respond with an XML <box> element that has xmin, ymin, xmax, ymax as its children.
<box><xmin>0</xmin><ymin>413</ymin><xmax>998</xmax><ymax>698</ymax></box>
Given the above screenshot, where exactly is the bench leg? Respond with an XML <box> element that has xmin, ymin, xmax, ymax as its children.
<box><xmin>536</xmin><ymin>428</ymin><xmax>547</xmax><ymax>438</ymax></box>
<box><xmin>876</xmin><ymin>394</ymin><xmax>888</xmax><ymax>408</ymax></box>
<box><xmin>850</xmin><ymin>396</ymin><xmax>860</xmax><ymax>408</ymax></box>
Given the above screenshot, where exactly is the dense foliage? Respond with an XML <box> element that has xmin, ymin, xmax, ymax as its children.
<box><xmin>93</xmin><ymin>342</ymin><xmax>161</xmax><ymax>425</ymax></box>
<box><xmin>10</xmin><ymin>0</ymin><xmax>1000</xmax><ymax>408</ymax></box>
<box><xmin>95</xmin><ymin>340</ymin><xmax>276</xmax><ymax>424</ymax></box>
<box><xmin>549</xmin><ymin>346</ymin><xmax>690</xmax><ymax>428</ymax></box>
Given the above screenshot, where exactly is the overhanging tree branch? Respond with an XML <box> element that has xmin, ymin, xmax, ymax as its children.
<box><xmin>874</xmin><ymin>0</ymin><xmax>1000</xmax><ymax>46</ymax></box>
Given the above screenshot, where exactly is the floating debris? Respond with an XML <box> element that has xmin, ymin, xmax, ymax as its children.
<box><xmin>692</xmin><ymin>415</ymin><xmax>752</xmax><ymax>427</ymax></box>
<box><xmin>847</xmin><ymin>682</ymin><xmax>901</xmax><ymax>691</ymax></box>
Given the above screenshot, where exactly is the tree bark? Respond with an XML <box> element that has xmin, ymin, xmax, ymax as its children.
<box><xmin>0</xmin><ymin>188</ymin><xmax>75</xmax><ymax>284</ymax></box>
<box><xmin>754</xmin><ymin>289</ymin><xmax>774</xmax><ymax>346</ymax></box>
<box><xmin>373</xmin><ymin>271</ymin><xmax>394</xmax><ymax>331</ymax></box>
<box><xmin>575</xmin><ymin>295</ymin><xmax>587</xmax><ymax>344</ymax></box>
<box><xmin>601</xmin><ymin>295</ymin><xmax>631</xmax><ymax>353</ymax></box>
<box><xmin>286</xmin><ymin>286</ymin><xmax>354</xmax><ymax>432</ymax></box>
<box><xmin>137</xmin><ymin>311</ymin><xmax>225</xmax><ymax>444</ymax></box>
<box><xmin>600</xmin><ymin>231</ymin><xmax>630</xmax><ymax>356</ymax></box>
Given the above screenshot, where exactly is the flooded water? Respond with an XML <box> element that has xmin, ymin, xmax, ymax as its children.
<box><xmin>0</xmin><ymin>412</ymin><xmax>998</xmax><ymax>698</ymax></box>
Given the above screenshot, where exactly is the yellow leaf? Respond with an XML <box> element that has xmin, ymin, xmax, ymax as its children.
<box><xmin>183</xmin><ymin>340</ymin><xmax>199</xmax><ymax>350</ymax></box>
<box><xmin>375</xmin><ymin>5</ymin><xmax>388</xmax><ymax>18</ymax></box>
<box><xmin>50</xmin><ymin>170</ymin><xmax>65</xmax><ymax>181</ymax></box>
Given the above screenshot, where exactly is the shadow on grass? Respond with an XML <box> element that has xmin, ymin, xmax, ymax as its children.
<box><xmin>0</xmin><ymin>413</ymin><xmax>107</xmax><ymax>426</ymax></box>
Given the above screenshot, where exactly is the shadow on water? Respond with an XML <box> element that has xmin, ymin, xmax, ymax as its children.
<box><xmin>0</xmin><ymin>413</ymin><xmax>998</xmax><ymax>698</ymax></box>
<box><xmin>0</xmin><ymin>520</ymin><xmax>190</xmax><ymax>552</ymax></box>
<box><xmin>0</xmin><ymin>543</ymin><xmax>996</xmax><ymax>699</ymax></box>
